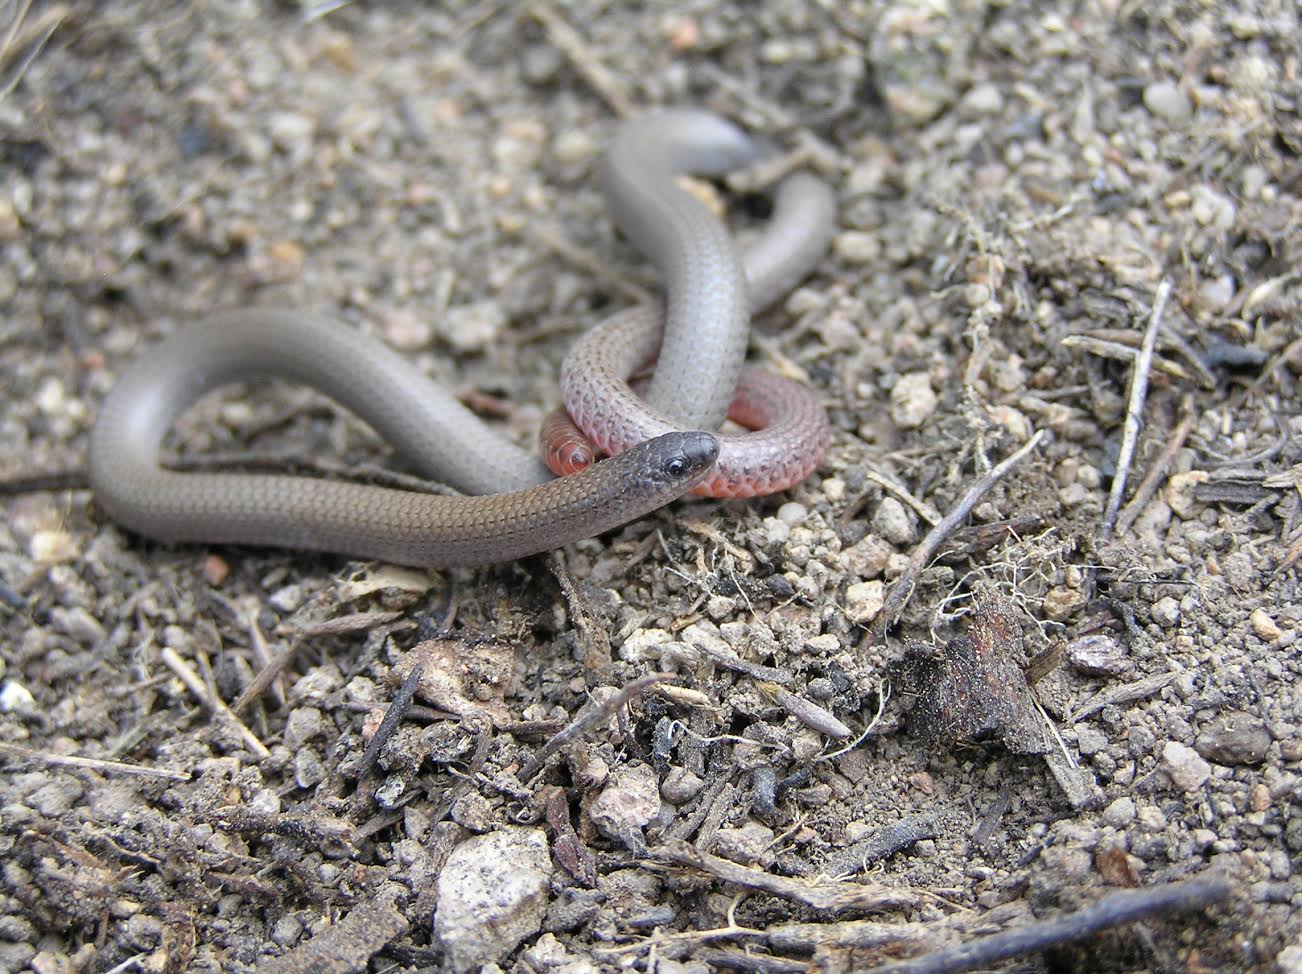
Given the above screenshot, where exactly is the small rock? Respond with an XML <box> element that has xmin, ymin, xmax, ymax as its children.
<box><xmin>551</xmin><ymin>128</ymin><xmax>597</xmax><ymax>166</ymax></box>
<box><xmin>588</xmin><ymin>764</ymin><xmax>660</xmax><ymax>845</ymax></box>
<box><xmin>1075</xmin><ymin>726</ymin><xmax>1107</xmax><ymax>756</ymax></box>
<box><xmin>202</xmin><ymin>554</ymin><xmax>230</xmax><ymax>587</ymax></box>
<box><xmin>961</xmin><ymin>82</ymin><xmax>1004</xmax><ymax>115</ymax></box>
<box><xmin>1249</xmin><ymin>608</ymin><xmax>1283</xmax><ymax>642</ymax></box>
<box><xmin>872</xmin><ymin>497</ymin><xmax>916</xmax><ymax>546</ymax></box>
<box><xmin>777</xmin><ymin>502</ymin><xmax>808</xmax><ymax>526</ymax></box>
<box><xmin>711</xmin><ymin>821</ymin><xmax>776</xmax><ymax>866</ymax></box>
<box><xmin>433</xmin><ymin>828</ymin><xmax>552</xmax><ymax>973</ymax></box>
<box><xmin>520</xmin><ymin>44</ymin><xmax>563</xmax><ymax>85</ymax></box>
<box><xmin>1278</xmin><ymin>944</ymin><xmax>1302</xmax><ymax>974</ymax></box>
<box><xmin>1194</xmin><ymin>712</ymin><xmax>1272</xmax><ymax>766</ymax></box>
<box><xmin>1250</xmin><ymin>784</ymin><xmax>1272</xmax><ymax>813</ymax></box>
<box><xmin>1066</xmin><ymin>635</ymin><xmax>1128</xmax><ymax>677</ymax></box>
<box><xmin>619</xmin><ymin>628</ymin><xmax>673</xmax><ymax>664</ymax></box>
<box><xmin>844</xmin><ymin>535</ymin><xmax>892</xmax><ymax>578</ymax></box>
<box><xmin>889</xmin><ymin>372</ymin><xmax>937</xmax><ymax>429</ymax></box>
<box><xmin>761</xmin><ymin>516</ymin><xmax>791</xmax><ymax>546</ymax></box>
<box><xmin>0</xmin><ymin>680</ymin><xmax>37</xmax><ymax>715</ymax></box>
<box><xmin>293</xmin><ymin>748</ymin><xmax>326</xmax><ymax>789</ymax></box>
<box><xmin>282</xmin><ymin>707</ymin><xmax>325</xmax><ymax>752</ymax></box>
<box><xmin>1042</xmin><ymin>586</ymin><xmax>1085</xmax><ymax>623</ymax></box>
<box><xmin>661</xmin><ymin>767</ymin><xmax>704</xmax><ymax>805</ymax></box>
<box><xmin>1160</xmin><ymin>741</ymin><xmax>1211</xmax><ymax>792</ymax></box>
<box><xmin>1143</xmin><ymin>81</ymin><xmax>1191</xmax><ymax>124</ymax></box>
<box><xmin>834</xmin><ymin>230</ymin><xmax>880</xmax><ymax>264</ymax></box>
<box><xmin>268</xmin><ymin>584</ymin><xmax>306</xmax><ymax>613</ymax></box>
<box><xmin>379</xmin><ymin>307</ymin><xmax>434</xmax><ymax>350</ymax></box>
<box><xmin>1102</xmin><ymin>796</ymin><xmax>1136</xmax><ymax>827</ymax></box>
<box><xmin>705</xmin><ymin>595</ymin><xmax>735</xmax><ymax>621</ymax></box>
<box><xmin>29</xmin><ymin>529</ymin><xmax>78</xmax><ymax>563</ymax></box>
<box><xmin>1199</xmin><ymin>274</ymin><xmax>1235</xmax><ymax>311</ymax></box>
<box><xmin>1150</xmin><ymin>596</ymin><xmax>1181</xmax><ymax>628</ymax></box>
<box><xmin>269</xmin><ymin>111</ymin><xmax>316</xmax><ymax>157</ymax></box>
<box><xmin>49</xmin><ymin>606</ymin><xmax>106</xmax><ymax>647</ymax></box>
<box><xmin>443</xmin><ymin>300</ymin><xmax>506</xmax><ymax>352</ymax></box>
<box><xmin>269</xmin><ymin>914</ymin><xmax>303</xmax><ymax>947</ymax></box>
<box><xmin>844</xmin><ymin>579</ymin><xmax>885</xmax><ymax>624</ymax></box>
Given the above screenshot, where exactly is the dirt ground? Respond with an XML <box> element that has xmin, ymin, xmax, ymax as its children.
<box><xmin>1</xmin><ymin>1</ymin><xmax>1300</xmax><ymax>972</ymax></box>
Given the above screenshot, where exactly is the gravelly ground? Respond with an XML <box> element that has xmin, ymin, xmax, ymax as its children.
<box><xmin>1</xmin><ymin>1</ymin><xmax>1300</xmax><ymax>972</ymax></box>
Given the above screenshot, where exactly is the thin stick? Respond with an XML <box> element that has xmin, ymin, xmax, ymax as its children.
<box><xmin>1114</xmin><ymin>394</ymin><xmax>1195</xmax><ymax>536</ymax></box>
<box><xmin>872</xmin><ymin>430</ymin><xmax>1048</xmax><ymax>640</ymax></box>
<box><xmin>1101</xmin><ymin>278</ymin><xmax>1171</xmax><ymax>538</ymax></box>
<box><xmin>160</xmin><ymin>647</ymin><xmax>271</xmax><ymax>759</ymax></box>
<box><xmin>0</xmin><ymin>469</ymin><xmax>88</xmax><ymax>495</ymax></box>
<box><xmin>356</xmin><ymin>664</ymin><xmax>423</xmax><ymax>776</ymax></box>
<box><xmin>863</xmin><ymin>470</ymin><xmax>942</xmax><ymax>526</ymax></box>
<box><xmin>230</xmin><ymin>639</ymin><xmax>301</xmax><ymax>715</ymax></box>
<box><xmin>863</xmin><ymin>873</ymin><xmax>1232</xmax><ymax>974</ymax></box>
<box><xmin>0</xmin><ymin>741</ymin><xmax>192</xmax><ymax>782</ymax></box>
<box><xmin>527</xmin><ymin>2</ymin><xmax>632</xmax><ymax>117</ymax></box>
<box><xmin>519</xmin><ymin>673</ymin><xmax>673</xmax><ymax>781</ymax></box>
<box><xmin>0</xmin><ymin>0</ymin><xmax>65</xmax><ymax>102</ymax></box>
<box><xmin>548</xmin><ymin>551</ymin><xmax>612</xmax><ymax>675</ymax></box>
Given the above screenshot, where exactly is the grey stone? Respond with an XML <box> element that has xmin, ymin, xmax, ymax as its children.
<box><xmin>1195</xmin><ymin>712</ymin><xmax>1272</xmax><ymax>766</ymax></box>
<box><xmin>433</xmin><ymin>828</ymin><xmax>552</xmax><ymax>973</ymax></box>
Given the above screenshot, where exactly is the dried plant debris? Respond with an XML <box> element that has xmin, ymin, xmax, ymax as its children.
<box><xmin>892</xmin><ymin>591</ymin><xmax>1050</xmax><ymax>755</ymax></box>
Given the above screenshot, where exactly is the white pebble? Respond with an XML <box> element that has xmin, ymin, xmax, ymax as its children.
<box><xmin>434</xmin><ymin>828</ymin><xmax>552</xmax><ymax>972</ymax></box>
<box><xmin>1143</xmin><ymin>81</ymin><xmax>1191</xmax><ymax>124</ymax></box>
<box><xmin>889</xmin><ymin>372</ymin><xmax>937</xmax><ymax>430</ymax></box>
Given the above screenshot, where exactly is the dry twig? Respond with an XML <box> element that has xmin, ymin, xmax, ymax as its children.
<box><xmin>872</xmin><ymin>430</ymin><xmax>1048</xmax><ymax>641</ymax></box>
<box><xmin>0</xmin><ymin>742</ymin><xmax>191</xmax><ymax>782</ymax></box>
<box><xmin>160</xmin><ymin>647</ymin><xmax>270</xmax><ymax>759</ymax></box>
<box><xmin>862</xmin><ymin>873</ymin><xmax>1232</xmax><ymax>974</ymax></box>
<box><xmin>519</xmin><ymin>672</ymin><xmax>673</xmax><ymax>781</ymax></box>
<box><xmin>527</xmin><ymin>2</ymin><xmax>632</xmax><ymax>116</ymax></box>
<box><xmin>1114</xmin><ymin>394</ymin><xmax>1196</xmax><ymax>536</ymax></box>
<box><xmin>1101</xmin><ymin>278</ymin><xmax>1171</xmax><ymax>538</ymax></box>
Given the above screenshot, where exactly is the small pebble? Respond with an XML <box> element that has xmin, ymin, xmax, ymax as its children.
<box><xmin>844</xmin><ymin>580</ymin><xmax>885</xmax><ymax>624</ymax></box>
<box><xmin>49</xmin><ymin>606</ymin><xmax>106</xmax><ymax>647</ymax></box>
<box><xmin>1143</xmin><ymin>81</ymin><xmax>1191</xmax><ymax>124</ymax></box>
<box><xmin>889</xmin><ymin>372</ymin><xmax>938</xmax><ymax>430</ymax></box>
<box><xmin>1150</xmin><ymin>596</ymin><xmax>1181</xmax><ymax>628</ymax></box>
<box><xmin>1042</xmin><ymin>586</ymin><xmax>1085</xmax><ymax>623</ymax></box>
<box><xmin>1160</xmin><ymin>740</ymin><xmax>1211</xmax><ymax>792</ymax></box>
<box><xmin>1066</xmin><ymin>635</ymin><xmax>1128</xmax><ymax>677</ymax></box>
<box><xmin>872</xmin><ymin>497</ymin><xmax>916</xmax><ymax>546</ymax></box>
<box><xmin>1102</xmin><ymin>796</ymin><xmax>1136</xmax><ymax>827</ymax></box>
<box><xmin>660</xmin><ymin>767</ymin><xmax>704</xmax><ymax>805</ymax></box>
<box><xmin>619</xmin><ymin>628</ymin><xmax>673</xmax><ymax>664</ymax></box>
<box><xmin>551</xmin><ymin>128</ymin><xmax>597</xmax><ymax>166</ymax></box>
<box><xmin>762</xmin><ymin>516</ymin><xmax>791</xmax><ymax>546</ymax></box>
<box><xmin>711</xmin><ymin>821</ymin><xmax>775</xmax><ymax>867</ymax></box>
<box><xmin>1249</xmin><ymin>608</ymin><xmax>1282</xmax><ymax>642</ymax></box>
<box><xmin>962</xmin><ymin>82</ymin><xmax>1004</xmax><ymax>115</ymax></box>
<box><xmin>442</xmin><ymin>300</ymin><xmax>506</xmax><ymax>352</ymax></box>
<box><xmin>1194</xmin><ymin>712</ymin><xmax>1272</xmax><ymax>766</ymax></box>
<box><xmin>777</xmin><ymin>502</ymin><xmax>808</xmax><ymax>526</ymax></box>
<box><xmin>1075</xmin><ymin>726</ymin><xmax>1107</xmax><ymax>756</ymax></box>
<box><xmin>0</xmin><ymin>680</ymin><xmax>37</xmax><ymax>715</ymax></box>
<box><xmin>834</xmin><ymin>230</ymin><xmax>880</xmax><ymax>264</ymax></box>
<box><xmin>268</xmin><ymin>584</ymin><xmax>306</xmax><ymax>613</ymax></box>
<box><xmin>588</xmin><ymin>764</ymin><xmax>660</xmax><ymax>843</ymax></box>
<box><xmin>282</xmin><ymin>707</ymin><xmax>325</xmax><ymax>752</ymax></box>
<box><xmin>202</xmin><ymin>554</ymin><xmax>230</xmax><ymax>587</ymax></box>
<box><xmin>434</xmin><ymin>828</ymin><xmax>552</xmax><ymax>973</ymax></box>
<box><xmin>270</xmin><ymin>914</ymin><xmax>303</xmax><ymax>947</ymax></box>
